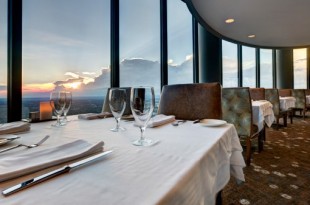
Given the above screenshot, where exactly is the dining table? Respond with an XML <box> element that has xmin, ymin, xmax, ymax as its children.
<box><xmin>252</xmin><ymin>100</ymin><xmax>275</xmax><ymax>131</ymax></box>
<box><xmin>0</xmin><ymin>116</ymin><xmax>245</xmax><ymax>205</ymax></box>
<box><xmin>279</xmin><ymin>96</ymin><xmax>296</xmax><ymax>111</ymax></box>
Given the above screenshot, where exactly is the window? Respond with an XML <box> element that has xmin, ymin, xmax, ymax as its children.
<box><xmin>0</xmin><ymin>0</ymin><xmax>7</xmax><ymax>123</ymax></box>
<box><xmin>293</xmin><ymin>48</ymin><xmax>307</xmax><ymax>89</ymax></box>
<box><xmin>260</xmin><ymin>49</ymin><xmax>273</xmax><ymax>88</ymax></box>
<box><xmin>222</xmin><ymin>40</ymin><xmax>238</xmax><ymax>87</ymax></box>
<box><xmin>119</xmin><ymin>0</ymin><xmax>160</xmax><ymax>103</ymax></box>
<box><xmin>22</xmin><ymin>0</ymin><xmax>110</xmax><ymax>119</ymax></box>
<box><xmin>167</xmin><ymin>0</ymin><xmax>193</xmax><ymax>84</ymax></box>
<box><xmin>242</xmin><ymin>46</ymin><xmax>256</xmax><ymax>87</ymax></box>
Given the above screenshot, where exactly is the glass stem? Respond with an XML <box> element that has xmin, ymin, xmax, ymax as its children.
<box><xmin>116</xmin><ymin>118</ymin><xmax>120</xmax><ymax>130</ymax></box>
<box><xmin>56</xmin><ymin>114</ymin><xmax>61</xmax><ymax>125</ymax></box>
<box><xmin>139</xmin><ymin>126</ymin><xmax>146</xmax><ymax>141</ymax></box>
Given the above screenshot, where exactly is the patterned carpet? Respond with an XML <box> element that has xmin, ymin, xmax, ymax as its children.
<box><xmin>223</xmin><ymin>116</ymin><xmax>310</xmax><ymax>205</ymax></box>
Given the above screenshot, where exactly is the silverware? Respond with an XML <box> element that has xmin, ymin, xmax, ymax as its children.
<box><xmin>2</xmin><ymin>150</ymin><xmax>113</xmax><ymax>196</ymax></box>
<box><xmin>0</xmin><ymin>135</ymin><xmax>50</xmax><ymax>153</ymax></box>
<box><xmin>193</xmin><ymin>119</ymin><xmax>201</xmax><ymax>124</ymax></box>
<box><xmin>172</xmin><ymin>120</ymin><xmax>187</xmax><ymax>126</ymax></box>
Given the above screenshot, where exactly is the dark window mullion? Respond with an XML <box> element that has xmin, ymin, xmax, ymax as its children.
<box><xmin>238</xmin><ymin>44</ymin><xmax>242</xmax><ymax>87</ymax></box>
<box><xmin>110</xmin><ymin>0</ymin><xmax>119</xmax><ymax>88</ymax></box>
<box><xmin>160</xmin><ymin>0</ymin><xmax>168</xmax><ymax>89</ymax></box>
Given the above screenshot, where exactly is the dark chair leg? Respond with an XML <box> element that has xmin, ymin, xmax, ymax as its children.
<box><xmin>284</xmin><ymin>114</ymin><xmax>287</xmax><ymax>127</ymax></box>
<box><xmin>246</xmin><ymin>138</ymin><xmax>252</xmax><ymax>166</ymax></box>
<box><xmin>258</xmin><ymin>131</ymin><xmax>264</xmax><ymax>153</ymax></box>
<box><xmin>216</xmin><ymin>190</ymin><xmax>222</xmax><ymax>205</ymax></box>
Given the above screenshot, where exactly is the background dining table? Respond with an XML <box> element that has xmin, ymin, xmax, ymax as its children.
<box><xmin>0</xmin><ymin>116</ymin><xmax>245</xmax><ymax>205</ymax></box>
<box><xmin>252</xmin><ymin>100</ymin><xmax>275</xmax><ymax>131</ymax></box>
<box><xmin>279</xmin><ymin>96</ymin><xmax>296</xmax><ymax>111</ymax></box>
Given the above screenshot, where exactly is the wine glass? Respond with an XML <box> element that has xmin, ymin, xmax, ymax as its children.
<box><xmin>109</xmin><ymin>88</ymin><xmax>127</xmax><ymax>132</ymax></box>
<box><xmin>50</xmin><ymin>91</ymin><xmax>66</xmax><ymax>127</ymax></box>
<box><xmin>62</xmin><ymin>91</ymin><xmax>72</xmax><ymax>124</ymax></box>
<box><xmin>130</xmin><ymin>86</ymin><xmax>155</xmax><ymax>146</ymax></box>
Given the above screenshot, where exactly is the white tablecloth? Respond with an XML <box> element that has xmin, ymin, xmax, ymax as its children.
<box><xmin>252</xmin><ymin>100</ymin><xmax>275</xmax><ymax>131</ymax></box>
<box><xmin>0</xmin><ymin>116</ymin><xmax>245</xmax><ymax>205</ymax></box>
<box><xmin>279</xmin><ymin>96</ymin><xmax>296</xmax><ymax>110</ymax></box>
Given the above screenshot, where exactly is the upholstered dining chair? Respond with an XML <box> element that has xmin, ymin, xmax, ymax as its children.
<box><xmin>222</xmin><ymin>87</ymin><xmax>260</xmax><ymax>166</ymax></box>
<box><xmin>265</xmin><ymin>88</ymin><xmax>288</xmax><ymax>128</ymax></box>
<box><xmin>102</xmin><ymin>87</ymin><xmax>132</xmax><ymax>116</ymax></box>
<box><xmin>278</xmin><ymin>89</ymin><xmax>292</xmax><ymax>97</ymax></box>
<box><xmin>157</xmin><ymin>83</ymin><xmax>222</xmax><ymax>120</ymax></box>
<box><xmin>291</xmin><ymin>89</ymin><xmax>310</xmax><ymax>119</ymax></box>
<box><xmin>249</xmin><ymin>88</ymin><xmax>265</xmax><ymax>101</ymax></box>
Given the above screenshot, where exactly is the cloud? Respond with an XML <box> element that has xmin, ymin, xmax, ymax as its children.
<box><xmin>185</xmin><ymin>54</ymin><xmax>193</xmax><ymax>61</ymax></box>
<box><xmin>0</xmin><ymin>85</ymin><xmax>7</xmax><ymax>91</ymax></box>
<box><xmin>65</xmin><ymin>72</ymin><xmax>80</xmax><ymax>79</ymax></box>
<box><xmin>82</xmin><ymin>72</ymin><xmax>96</xmax><ymax>75</ymax></box>
<box><xmin>53</xmin><ymin>77</ymin><xmax>84</xmax><ymax>86</ymax></box>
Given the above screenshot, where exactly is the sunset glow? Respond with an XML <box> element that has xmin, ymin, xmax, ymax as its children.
<box><xmin>22</xmin><ymin>83</ymin><xmax>55</xmax><ymax>93</ymax></box>
<box><xmin>64</xmin><ymin>82</ymin><xmax>82</xmax><ymax>89</ymax></box>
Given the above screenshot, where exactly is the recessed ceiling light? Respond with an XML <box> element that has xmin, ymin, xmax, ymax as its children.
<box><xmin>225</xmin><ymin>18</ymin><xmax>235</xmax><ymax>24</ymax></box>
<box><xmin>248</xmin><ymin>34</ymin><xmax>256</xmax><ymax>38</ymax></box>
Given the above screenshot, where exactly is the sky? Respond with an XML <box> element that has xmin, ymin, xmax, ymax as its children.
<box><xmin>0</xmin><ymin>0</ymin><xmax>308</xmax><ymax>98</ymax></box>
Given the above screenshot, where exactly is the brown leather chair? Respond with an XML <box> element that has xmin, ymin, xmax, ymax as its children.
<box><xmin>265</xmin><ymin>89</ymin><xmax>288</xmax><ymax>128</ymax></box>
<box><xmin>291</xmin><ymin>89</ymin><xmax>310</xmax><ymax>119</ymax></box>
<box><xmin>249</xmin><ymin>88</ymin><xmax>265</xmax><ymax>101</ymax></box>
<box><xmin>157</xmin><ymin>83</ymin><xmax>222</xmax><ymax>120</ymax></box>
<box><xmin>278</xmin><ymin>89</ymin><xmax>292</xmax><ymax>97</ymax></box>
<box><xmin>222</xmin><ymin>87</ymin><xmax>260</xmax><ymax>166</ymax></box>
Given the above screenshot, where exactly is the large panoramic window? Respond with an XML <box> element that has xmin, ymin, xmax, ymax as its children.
<box><xmin>293</xmin><ymin>48</ymin><xmax>307</xmax><ymax>89</ymax></box>
<box><xmin>22</xmin><ymin>0</ymin><xmax>110</xmax><ymax>119</ymax></box>
<box><xmin>167</xmin><ymin>0</ymin><xmax>193</xmax><ymax>85</ymax></box>
<box><xmin>242</xmin><ymin>46</ymin><xmax>256</xmax><ymax>87</ymax></box>
<box><xmin>119</xmin><ymin>0</ymin><xmax>160</xmax><ymax>103</ymax></box>
<box><xmin>0</xmin><ymin>0</ymin><xmax>7</xmax><ymax>123</ymax></box>
<box><xmin>222</xmin><ymin>40</ymin><xmax>238</xmax><ymax>87</ymax></box>
<box><xmin>260</xmin><ymin>49</ymin><xmax>273</xmax><ymax>88</ymax></box>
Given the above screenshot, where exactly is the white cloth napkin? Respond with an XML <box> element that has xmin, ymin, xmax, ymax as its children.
<box><xmin>0</xmin><ymin>140</ymin><xmax>104</xmax><ymax>182</ymax></box>
<box><xmin>78</xmin><ymin>112</ymin><xmax>113</xmax><ymax>120</ymax></box>
<box><xmin>0</xmin><ymin>121</ymin><xmax>30</xmax><ymax>135</ymax></box>
<box><xmin>147</xmin><ymin>114</ymin><xmax>175</xmax><ymax>128</ymax></box>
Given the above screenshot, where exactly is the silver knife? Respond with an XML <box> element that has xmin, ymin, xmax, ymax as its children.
<box><xmin>2</xmin><ymin>150</ymin><xmax>113</xmax><ymax>196</ymax></box>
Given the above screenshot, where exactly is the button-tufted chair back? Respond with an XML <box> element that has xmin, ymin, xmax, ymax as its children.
<box><xmin>157</xmin><ymin>83</ymin><xmax>222</xmax><ymax>120</ymax></box>
<box><xmin>292</xmin><ymin>89</ymin><xmax>306</xmax><ymax>109</ymax></box>
<box><xmin>222</xmin><ymin>87</ymin><xmax>253</xmax><ymax>137</ymax></box>
<box><xmin>278</xmin><ymin>89</ymin><xmax>292</xmax><ymax>97</ymax></box>
<box><xmin>249</xmin><ymin>88</ymin><xmax>265</xmax><ymax>101</ymax></box>
<box><xmin>265</xmin><ymin>89</ymin><xmax>280</xmax><ymax>116</ymax></box>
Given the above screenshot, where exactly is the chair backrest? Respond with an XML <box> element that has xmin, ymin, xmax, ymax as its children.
<box><xmin>157</xmin><ymin>83</ymin><xmax>222</xmax><ymax>120</ymax></box>
<box><xmin>291</xmin><ymin>89</ymin><xmax>306</xmax><ymax>109</ymax></box>
<box><xmin>265</xmin><ymin>89</ymin><xmax>280</xmax><ymax>115</ymax></box>
<box><xmin>278</xmin><ymin>89</ymin><xmax>292</xmax><ymax>97</ymax></box>
<box><xmin>222</xmin><ymin>87</ymin><xmax>253</xmax><ymax>137</ymax></box>
<box><xmin>249</xmin><ymin>88</ymin><xmax>265</xmax><ymax>101</ymax></box>
<box><xmin>102</xmin><ymin>87</ymin><xmax>132</xmax><ymax>115</ymax></box>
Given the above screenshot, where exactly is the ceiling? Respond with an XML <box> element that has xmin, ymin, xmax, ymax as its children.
<box><xmin>185</xmin><ymin>0</ymin><xmax>310</xmax><ymax>48</ymax></box>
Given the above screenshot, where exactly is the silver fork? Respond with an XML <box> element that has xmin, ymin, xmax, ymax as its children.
<box><xmin>172</xmin><ymin>120</ymin><xmax>187</xmax><ymax>126</ymax></box>
<box><xmin>0</xmin><ymin>135</ymin><xmax>50</xmax><ymax>153</ymax></box>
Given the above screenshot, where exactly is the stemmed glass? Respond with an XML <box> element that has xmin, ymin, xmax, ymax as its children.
<box><xmin>130</xmin><ymin>86</ymin><xmax>155</xmax><ymax>146</ymax></box>
<box><xmin>62</xmin><ymin>91</ymin><xmax>72</xmax><ymax>124</ymax></box>
<box><xmin>109</xmin><ymin>88</ymin><xmax>127</xmax><ymax>132</ymax></box>
<box><xmin>49</xmin><ymin>91</ymin><xmax>66</xmax><ymax>127</ymax></box>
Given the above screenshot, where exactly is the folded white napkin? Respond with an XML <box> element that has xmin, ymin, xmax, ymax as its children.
<box><xmin>0</xmin><ymin>140</ymin><xmax>104</xmax><ymax>182</ymax></box>
<box><xmin>147</xmin><ymin>114</ymin><xmax>175</xmax><ymax>128</ymax></box>
<box><xmin>0</xmin><ymin>121</ymin><xmax>30</xmax><ymax>135</ymax></box>
<box><xmin>78</xmin><ymin>112</ymin><xmax>113</xmax><ymax>120</ymax></box>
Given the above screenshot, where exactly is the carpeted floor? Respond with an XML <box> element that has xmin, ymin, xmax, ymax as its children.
<box><xmin>223</xmin><ymin>116</ymin><xmax>310</xmax><ymax>205</ymax></box>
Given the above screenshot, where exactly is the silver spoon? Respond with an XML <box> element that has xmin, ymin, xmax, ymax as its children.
<box><xmin>0</xmin><ymin>135</ymin><xmax>50</xmax><ymax>153</ymax></box>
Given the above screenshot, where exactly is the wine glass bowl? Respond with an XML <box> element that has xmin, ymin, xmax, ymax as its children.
<box><xmin>49</xmin><ymin>91</ymin><xmax>66</xmax><ymax>127</ymax></box>
<box><xmin>62</xmin><ymin>91</ymin><xmax>72</xmax><ymax>124</ymax></box>
<box><xmin>130</xmin><ymin>86</ymin><xmax>155</xmax><ymax>146</ymax></box>
<box><xmin>109</xmin><ymin>88</ymin><xmax>127</xmax><ymax>132</ymax></box>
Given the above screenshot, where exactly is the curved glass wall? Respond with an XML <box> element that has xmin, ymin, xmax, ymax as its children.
<box><xmin>242</xmin><ymin>46</ymin><xmax>256</xmax><ymax>87</ymax></box>
<box><xmin>293</xmin><ymin>48</ymin><xmax>307</xmax><ymax>89</ymax></box>
<box><xmin>168</xmin><ymin>0</ymin><xmax>193</xmax><ymax>85</ymax></box>
<box><xmin>22</xmin><ymin>0</ymin><xmax>110</xmax><ymax>119</ymax></box>
<box><xmin>260</xmin><ymin>49</ymin><xmax>273</xmax><ymax>88</ymax></box>
<box><xmin>222</xmin><ymin>40</ymin><xmax>238</xmax><ymax>87</ymax></box>
<box><xmin>0</xmin><ymin>0</ymin><xmax>7</xmax><ymax>123</ymax></box>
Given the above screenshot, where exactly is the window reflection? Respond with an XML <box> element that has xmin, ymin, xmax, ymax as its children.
<box><xmin>0</xmin><ymin>0</ymin><xmax>7</xmax><ymax>123</ymax></box>
<box><xmin>293</xmin><ymin>48</ymin><xmax>307</xmax><ymax>89</ymax></box>
<box><xmin>168</xmin><ymin>0</ymin><xmax>193</xmax><ymax>85</ymax></box>
<box><xmin>222</xmin><ymin>40</ymin><xmax>238</xmax><ymax>87</ymax></box>
<box><xmin>260</xmin><ymin>49</ymin><xmax>273</xmax><ymax>88</ymax></box>
<box><xmin>22</xmin><ymin>0</ymin><xmax>110</xmax><ymax>119</ymax></box>
<box><xmin>242</xmin><ymin>46</ymin><xmax>256</xmax><ymax>87</ymax></box>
